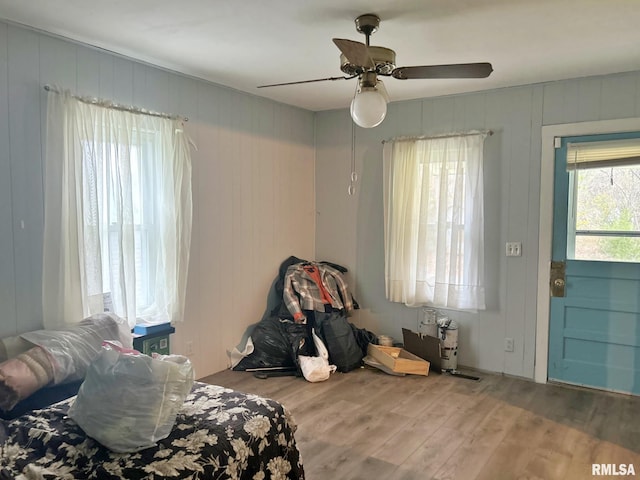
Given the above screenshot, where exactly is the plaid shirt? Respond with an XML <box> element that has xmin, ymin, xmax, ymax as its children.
<box><xmin>283</xmin><ymin>263</ymin><xmax>354</xmax><ymax>323</ymax></box>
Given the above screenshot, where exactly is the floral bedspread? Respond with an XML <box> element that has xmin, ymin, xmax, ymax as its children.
<box><xmin>0</xmin><ymin>382</ymin><xmax>305</xmax><ymax>479</ymax></box>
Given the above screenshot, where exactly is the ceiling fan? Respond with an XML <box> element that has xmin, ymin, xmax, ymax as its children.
<box><xmin>258</xmin><ymin>14</ymin><xmax>493</xmax><ymax>128</ymax></box>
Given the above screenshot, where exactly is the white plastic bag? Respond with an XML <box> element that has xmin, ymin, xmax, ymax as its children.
<box><xmin>20</xmin><ymin>313</ymin><xmax>133</xmax><ymax>384</ymax></box>
<box><xmin>68</xmin><ymin>342</ymin><xmax>194</xmax><ymax>452</ymax></box>
<box><xmin>298</xmin><ymin>329</ymin><xmax>336</xmax><ymax>382</ymax></box>
<box><xmin>299</xmin><ymin>355</ymin><xmax>336</xmax><ymax>382</ymax></box>
<box><xmin>312</xmin><ymin>328</ymin><xmax>330</xmax><ymax>361</ymax></box>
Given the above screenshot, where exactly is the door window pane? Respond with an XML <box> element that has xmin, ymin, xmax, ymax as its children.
<box><xmin>570</xmin><ymin>164</ymin><xmax>640</xmax><ymax>262</ymax></box>
<box><xmin>574</xmin><ymin>234</ymin><xmax>640</xmax><ymax>262</ymax></box>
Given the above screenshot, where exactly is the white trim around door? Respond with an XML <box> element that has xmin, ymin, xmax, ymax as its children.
<box><xmin>535</xmin><ymin>117</ymin><xmax>640</xmax><ymax>384</ymax></box>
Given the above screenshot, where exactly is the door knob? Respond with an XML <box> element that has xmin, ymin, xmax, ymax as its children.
<box><xmin>550</xmin><ymin>261</ymin><xmax>566</xmax><ymax>297</ymax></box>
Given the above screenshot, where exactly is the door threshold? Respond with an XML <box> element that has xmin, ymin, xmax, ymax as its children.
<box><xmin>547</xmin><ymin>377</ymin><xmax>638</xmax><ymax>397</ymax></box>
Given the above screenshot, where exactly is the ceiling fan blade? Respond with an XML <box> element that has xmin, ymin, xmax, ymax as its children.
<box><xmin>392</xmin><ymin>62</ymin><xmax>493</xmax><ymax>80</ymax></box>
<box><xmin>258</xmin><ymin>75</ymin><xmax>356</xmax><ymax>88</ymax></box>
<box><xmin>333</xmin><ymin>38</ymin><xmax>375</xmax><ymax>69</ymax></box>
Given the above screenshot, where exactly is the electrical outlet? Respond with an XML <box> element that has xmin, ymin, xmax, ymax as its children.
<box><xmin>504</xmin><ymin>337</ymin><xmax>514</xmax><ymax>352</ymax></box>
<box><xmin>185</xmin><ymin>340</ymin><xmax>194</xmax><ymax>356</ymax></box>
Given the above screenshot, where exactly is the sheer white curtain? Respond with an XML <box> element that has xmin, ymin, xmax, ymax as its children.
<box><xmin>383</xmin><ymin>133</ymin><xmax>486</xmax><ymax>310</ymax></box>
<box><xmin>43</xmin><ymin>89</ymin><xmax>193</xmax><ymax>329</ymax></box>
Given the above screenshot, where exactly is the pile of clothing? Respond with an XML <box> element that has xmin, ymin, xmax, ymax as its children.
<box><xmin>231</xmin><ymin>256</ymin><xmax>376</xmax><ymax>375</ymax></box>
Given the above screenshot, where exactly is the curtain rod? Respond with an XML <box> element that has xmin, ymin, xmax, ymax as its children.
<box><xmin>382</xmin><ymin>130</ymin><xmax>493</xmax><ymax>144</ymax></box>
<box><xmin>43</xmin><ymin>85</ymin><xmax>189</xmax><ymax>122</ymax></box>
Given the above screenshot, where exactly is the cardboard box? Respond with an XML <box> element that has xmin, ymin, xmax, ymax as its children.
<box><xmin>402</xmin><ymin>328</ymin><xmax>442</xmax><ymax>373</ymax></box>
<box><xmin>367</xmin><ymin>344</ymin><xmax>430</xmax><ymax>376</ymax></box>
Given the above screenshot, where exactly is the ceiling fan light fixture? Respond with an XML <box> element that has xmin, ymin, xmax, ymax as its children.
<box><xmin>351</xmin><ymin>87</ymin><xmax>387</xmax><ymax>128</ymax></box>
<box><xmin>350</xmin><ymin>73</ymin><xmax>387</xmax><ymax>129</ymax></box>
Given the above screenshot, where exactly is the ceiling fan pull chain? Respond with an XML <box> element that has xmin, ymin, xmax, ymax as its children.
<box><xmin>348</xmin><ymin>120</ymin><xmax>358</xmax><ymax>196</ymax></box>
<box><xmin>348</xmin><ymin>173</ymin><xmax>357</xmax><ymax>195</ymax></box>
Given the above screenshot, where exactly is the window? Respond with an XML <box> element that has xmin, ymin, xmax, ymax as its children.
<box><xmin>382</xmin><ymin>132</ymin><xmax>487</xmax><ymax>310</ymax></box>
<box><xmin>86</xmin><ymin>134</ymin><xmax>158</xmax><ymax>313</ymax></box>
<box><xmin>43</xmin><ymin>89</ymin><xmax>193</xmax><ymax>329</ymax></box>
<box><xmin>567</xmin><ymin>138</ymin><xmax>640</xmax><ymax>262</ymax></box>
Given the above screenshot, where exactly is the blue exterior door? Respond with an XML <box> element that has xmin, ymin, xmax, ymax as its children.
<box><xmin>549</xmin><ymin>132</ymin><xmax>640</xmax><ymax>395</ymax></box>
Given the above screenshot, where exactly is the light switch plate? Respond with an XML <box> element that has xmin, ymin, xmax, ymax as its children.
<box><xmin>506</xmin><ymin>242</ymin><xmax>522</xmax><ymax>257</ymax></box>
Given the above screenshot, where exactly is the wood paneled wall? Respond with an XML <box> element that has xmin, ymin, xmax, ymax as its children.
<box><xmin>315</xmin><ymin>72</ymin><xmax>640</xmax><ymax>379</ymax></box>
<box><xmin>0</xmin><ymin>22</ymin><xmax>315</xmax><ymax>377</ymax></box>
<box><xmin>4</xmin><ymin>19</ymin><xmax>640</xmax><ymax>381</ymax></box>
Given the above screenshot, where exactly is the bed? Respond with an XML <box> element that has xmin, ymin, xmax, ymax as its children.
<box><xmin>0</xmin><ymin>381</ymin><xmax>305</xmax><ymax>480</ymax></box>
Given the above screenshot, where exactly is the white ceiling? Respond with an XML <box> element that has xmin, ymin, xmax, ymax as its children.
<box><xmin>2</xmin><ymin>0</ymin><xmax>640</xmax><ymax>112</ymax></box>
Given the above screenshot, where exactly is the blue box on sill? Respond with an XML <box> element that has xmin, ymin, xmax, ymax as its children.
<box><xmin>133</xmin><ymin>322</ymin><xmax>174</xmax><ymax>336</ymax></box>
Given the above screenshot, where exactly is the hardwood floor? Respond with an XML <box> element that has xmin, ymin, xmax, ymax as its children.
<box><xmin>200</xmin><ymin>366</ymin><xmax>640</xmax><ymax>480</ymax></box>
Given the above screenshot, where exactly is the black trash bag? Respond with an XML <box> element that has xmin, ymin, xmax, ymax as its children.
<box><xmin>283</xmin><ymin>321</ymin><xmax>316</xmax><ymax>377</ymax></box>
<box><xmin>350</xmin><ymin>324</ymin><xmax>378</xmax><ymax>356</ymax></box>
<box><xmin>284</xmin><ymin>321</ymin><xmax>316</xmax><ymax>358</ymax></box>
<box><xmin>234</xmin><ymin>317</ymin><xmax>297</xmax><ymax>371</ymax></box>
<box><xmin>314</xmin><ymin>312</ymin><xmax>363</xmax><ymax>373</ymax></box>
<box><xmin>233</xmin><ymin>317</ymin><xmax>316</xmax><ymax>372</ymax></box>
